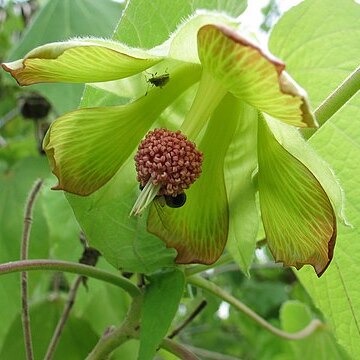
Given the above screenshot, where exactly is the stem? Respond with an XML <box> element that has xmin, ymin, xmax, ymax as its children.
<box><xmin>168</xmin><ymin>299</ymin><xmax>207</xmax><ymax>339</ymax></box>
<box><xmin>314</xmin><ymin>64</ymin><xmax>360</xmax><ymax>124</ymax></box>
<box><xmin>188</xmin><ymin>275</ymin><xmax>324</xmax><ymax>340</ymax></box>
<box><xmin>21</xmin><ymin>179</ymin><xmax>43</xmax><ymax>360</ymax></box>
<box><xmin>181</xmin><ymin>71</ymin><xmax>227</xmax><ymax>140</ymax></box>
<box><xmin>44</xmin><ymin>276</ymin><xmax>83</xmax><ymax>360</ymax></box>
<box><xmin>160</xmin><ymin>338</ymin><xmax>200</xmax><ymax>360</ymax></box>
<box><xmin>86</xmin><ymin>295</ymin><xmax>143</xmax><ymax>360</ymax></box>
<box><xmin>186</xmin><ymin>345</ymin><xmax>241</xmax><ymax>360</ymax></box>
<box><xmin>0</xmin><ymin>259</ymin><xmax>140</xmax><ymax>297</ymax></box>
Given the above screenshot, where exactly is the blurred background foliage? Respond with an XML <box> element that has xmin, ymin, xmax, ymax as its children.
<box><xmin>0</xmin><ymin>0</ymin><xmax>354</xmax><ymax>359</ymax></box>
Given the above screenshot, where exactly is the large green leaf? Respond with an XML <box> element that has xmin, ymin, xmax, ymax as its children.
<box><xmin>139</xmin><ymin>269</ymin><xmax>185</xmax><ymax>360</ymax></box>
<box><xmin>224</xmin><ymin>103</ymin><xmax>258</xmax><ymax>275</ymax></box>
<box><xmin>115</xmin><ymin>0</ymin><xmax>247</xmax><ymax>47</ymax></box>
<box><xmin>66</xmin><ymin>154</ymin><xmax>177</xmax><ymax>273</ymax></box>
<box><xmin>6</xmin><ymin>0</ymin><xmax>123</xmax><ymax>114</ymax></box>
<box><xmin>280</xmin><ymin>301</ymin><xmax>350</xmax><ymax>359</ymax></box>
<box><xmin>269</xmin><ymin>0</ymin><xmax>360</xmax><ymax>119</ymax></box>
<box><xmin>0</xmin><ymin>157</ymin><xmax>50</xmax><ymax>346</ymax></box>
<box><xmin>270</xmin><ymin>0</ymin><xmax>360</xmax><ymax>356</ymax></box>
<box><xmin>0</xmin><ymin>297</ymin><xmax>98</xmax><ymax>359</ymax></box>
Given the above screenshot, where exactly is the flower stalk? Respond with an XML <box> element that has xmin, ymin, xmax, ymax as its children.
<box><xmin>0</xmin><ymin>259</ymin><xmax>141</xmax><ymax>297</ymax></box>
<box><xmin>21</xmin><ymin>179</ymin><xmax>43</xmax><ymax>360</ymax></box>
<box><xmin>188</xmin><ymin>274</ymin><xmax>324</xmax><ymax>340</ymax></box>
<box><xmin>315</xmin><ymin>64</ymin><xmax>360</xmax><ymax>124</ymax></box>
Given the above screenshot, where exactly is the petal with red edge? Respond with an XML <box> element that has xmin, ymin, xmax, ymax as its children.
<box><xmin>257</xmin><ymin>114</ymin><xmax>336</xmax><ymax>276</ymax></box>
<box><xmin>2</xmin><ymin>39</ymin><xmax>162</xmax><ymax>85</ymax></box>
<box><xmin>197</xmin><ymin>24</ymin><xmax>316</xmax><ymax>128</ymax></box>
<box><xmin>147</xmin><ymin>94</ymin><xmax>241</xmax><ymax>264</ymax></box>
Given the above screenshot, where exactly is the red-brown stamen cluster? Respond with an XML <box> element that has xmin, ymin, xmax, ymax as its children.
<box><xmin>135</xmin><ymin>128</ymin><xmax>203</xmax><ymax>196</ymax></box>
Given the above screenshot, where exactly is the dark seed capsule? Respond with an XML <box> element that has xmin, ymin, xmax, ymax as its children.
<box><xmin>20</xmin><ymin>93</ymin><xmax>51</xmax><ymax>120</ymax></box>
<box><xmin>164</xmin><ymin>193</ymin><xmax>186</xmax><ymax>208</ymax></box>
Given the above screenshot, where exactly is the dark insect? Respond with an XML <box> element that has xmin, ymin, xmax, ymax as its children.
<box><xmin>20</xmin><ymin>92</ymin><xmax>51</xmax><ymax>120</ymax></box>
<box><xmin>145</xmin><ymin>71</ymin><xmax>170</xmax><ymax>95</ymax></box>
<box><xmin>147</xmin><ymin>71</ymin><xmax>170</xmax><ymax>88</ymax></box>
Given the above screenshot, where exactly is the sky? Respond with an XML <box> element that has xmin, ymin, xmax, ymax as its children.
<box><xmin>239</xmin><ymin>0</ymin><xmax>304</xmax><ymax>42</ymax></box>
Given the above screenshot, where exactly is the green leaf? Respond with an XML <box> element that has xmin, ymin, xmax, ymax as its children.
<box><xmin>6</xmin><ymin>0</ymin><xmax>123</xmax><ymax>114</ymax></box>
<box><xmin>258</xmin><ymin>114</ymin><xmax>335</xmax><ymax>276</ymax></box>
<box><xmin>270</xmin><ymin>0</ymin><xmax>360</xmax><ymax>356</ymax></box>
<box><xmin>39</xmin><ymin>178</ymin><xmax>81</xmax><ymax>261</ymax></box>
<box><xmin>280</xmin><ymin>301</ymin><xmax>350</xmax><ymax>359</ymax></box>
<box><xmin>269</xmin><ymin>0</ymin><xmax>360</xmax><ymax>122</ymax></box>
<box><xmin>0</xmin><ymin>297</ymin><xmax>99</xmax><ymax>360</ymax></box>
<box><xmin>139</xmin><ymin>269</ymin><xmax>185</xmax><ymax>360</ymax></box>
<box><xmin>66</xmin><ymin>157</ymin><xmax>177</xmax><ymax>273</ymax></box>
<box><xmin>114</xmin><ymin>0</ymin><xmax>247</xmax><ymax>48</ymax></box>
<box><xmin>225</xmin><ymin>102</ymin><xmax>258</xmax><ymax>275</ymax></box>
<box><xmin>0</xmin><ymin>157</ymin><xmax>50</xmax><ymax>346</ymax></box>
<box><xmin>74</xmin><ymin>267</ymin><xmax>130</xmax><ymax>335</ymax></box>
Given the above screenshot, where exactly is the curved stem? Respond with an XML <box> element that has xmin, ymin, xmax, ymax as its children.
<box><xmin>0</xmin><ymin>259</ymin><xmax>140</xmax><ymax>297</ymax></box>
<box><xmin>21</xmin><ymin>179</ymin><xmax>43</xmax><ymax>360</ymax></box>
<box><xmin>314</xmin><ymin>64</ymin><xmax>360</xmax><ymax>124</ymax></box>
<box><xmin>161</xmin><ymin>338</ymin><xmax>200</xmax><ymax>360</ymax></box>
<box><xmin>188</xmin><ymin>275</ymin><xmax>324</xmax><ymax>340</ymax></box>
<box><xmin>168</xmin><ymin>299</ymin><xmax>207</xmax><ymax>339</ymax></box>
<box><xmin>86</xmin><ymin>295</ymin><xmax>143</xmax><ymax>360</ymax></box>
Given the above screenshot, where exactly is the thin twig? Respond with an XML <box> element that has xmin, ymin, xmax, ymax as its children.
<box><xmin>0</xmin><ymin>259</ymin><xmax>141</xmax><ymax>297</ymax></box>
<box><xmin>44</xmin><ymin>276</ymin><xmax>83</xmax><ymax>360</ymax></box>
<box><xmin>0</xmin><ymin>107</ymin><xmax>19</xmax><ymax>128</ymax></box>
<box><xmin>160</xmin><ymin>338</ymin><xmax>200</xmax><ymax>360</ymax></box>
<box><xmin>187</xmin><ymin>345</ymin><xmax>243</xmax><ymax>360</ymax></box>
<box><xmin>21</xmin><ymin>179</ymin><xmax>43</xmax><ymax>360</ymax></box>
<box><xmin>188</xmin><ymin>275</ymin><xmax>324</xmax><ymax>341</ymax></box>
<box><xmin>45</xmin><ymin>242</ymin><xmax>101</xmax><ymax>359</ymax></box>
<box><xmin>168</xmin><ymin>300</ymin><xmax>207</xmax><ymax>339</ymax></box>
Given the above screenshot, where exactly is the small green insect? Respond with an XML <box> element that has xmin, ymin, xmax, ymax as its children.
<box><xmin>145</xmin><ymin>71</ymin><xmax>170</xmax><ymax>95</ymax></box>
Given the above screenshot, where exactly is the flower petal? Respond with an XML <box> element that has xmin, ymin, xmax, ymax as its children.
<box><xmin>257</xmin><ymin>114</ymin><xmax>336</xmax><ymax>276</ymax></box>
<box><xmin>2</xmin><ymin>39</ymin><xmax>162</xmax><ymax>85</ymax></box>
<box><xmin>44</xmin><ymin>65</ymin><xmax>201</xmax><ymax>195</ymax></box>
<box><xmin>147</xmin><ymin>94</ymin><xmax>240</xmax><ymax>264</ymax></box>
<box><xmin>224</xmin><ymin>102</ymin><xmax>259</xmax><ymax>275</ymax></box>
<box><xmin>197</xmin><ymin>24</ymin><xmax>316</xmax><ymax>128</ymax></box>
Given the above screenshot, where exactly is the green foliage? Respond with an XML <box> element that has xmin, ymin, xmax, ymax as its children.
<box><xmin>139</xmin><ymin>269</ymin><xmax>185</xmax><ymax>360</ymax></box>
<box><xmin>0</xmin><ymin>0</ymin><xmax>359</xmax><ymax>359</ymax></box>
<box><xmin>0</xmin><ymin>297</ymin><xmax>99</xmax><ymax>359</ymax></box>
<box><xmin>280</xmin><ymin>301</ymin><xmax>350</xmax><ymax>359</ymax></box>
<box><xmin>7</xmin><ymin>0</ymin><xmax>123</xmax><ymax>114</ymax></box>
<box><xmin>270</xmin><ymin>0</ymin><xmax>360</xmax><ymax>356</ymax></box>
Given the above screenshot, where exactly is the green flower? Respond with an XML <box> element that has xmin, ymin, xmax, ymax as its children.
<box><xmin>2</xmin><ymin>13</ymin><xmax>343</xmax><ymax>276</ymax></box>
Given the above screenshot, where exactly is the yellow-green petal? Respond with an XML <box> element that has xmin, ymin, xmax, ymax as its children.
<box><xmin>225</xmin><ymin>102</ymin><xmax>259</xmax><ymax>275</ymax></box>
<box><xmin>147</xmin><ymin>94</ymin><xmax>239</xmax><ymax>264</ymax></box>
<box><xmin>2</xmin><ymin>39</ymin><xmax>162</xmax><ymax>85</ymax></box>
<box><xmin>197</xmin><ymin>24</ymin><xmax>316</xmax><ymax>128</ymax></box>
<box><xmin>257</xmin><ymin>114</ymin><xmax>336</xmax><ymax>276</ymax></box>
